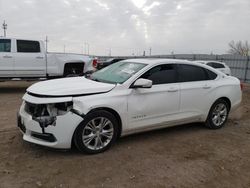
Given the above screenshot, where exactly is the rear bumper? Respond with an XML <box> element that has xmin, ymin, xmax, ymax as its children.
<box><xmin>18</xmin><ymin>102</ymin><xmax>83</xmax><ymax>149</ymax></box>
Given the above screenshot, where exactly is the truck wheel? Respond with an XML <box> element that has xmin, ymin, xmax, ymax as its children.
<box><xmin>63</xmin><ymin>63</ymin><xmax>84</xmax><ymax>77</ymax></box>
<box><xmin>73</xmin><ymin>110</ymin><xmax>119</xmax><ymax>154</ymax></box>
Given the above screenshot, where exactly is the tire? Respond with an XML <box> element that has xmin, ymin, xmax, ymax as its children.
<box><xmin>205</xmin><ymin>99</ymin><xmax>230</xmax><ymax>129</ymax></box>
<box><xmin>63</xmin><ymin>63</ymin><xmax>84</xmax><ymax>77</ymax></box>
<box><xmin>73</xmin><ymin>110</ymin><xmax>119</xmax><ymax>154</ymax></box>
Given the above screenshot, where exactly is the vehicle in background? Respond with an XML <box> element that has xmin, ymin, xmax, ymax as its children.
<box><xmin>96</xmin><ymin>58</ymin><xmax>125</xmax><ymax>70</ymax></box>
<box><xmin>18</xmin><ymin>59</ymin><xmax>242</xmax><ymax>154</ymax></box>
<box><xmin>195</xmin><ymin>60</ymin><xmax>231</xmax><ymax>75</ymax></box>
<box><xmin>0</xmin><ymin>37</ymin><xmax>96</xmax><ymax>80</ymax></box>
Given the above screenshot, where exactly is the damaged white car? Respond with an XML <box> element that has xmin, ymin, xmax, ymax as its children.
<box><xmin>18</xmin><ymin>59</ymin><xmax>242</xmax><ymax>154</ymax></box>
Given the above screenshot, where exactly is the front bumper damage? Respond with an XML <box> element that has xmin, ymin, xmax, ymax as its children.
<box><xmin>18</xmin><ymin>99</ymin><xmax>84</xmax><ymax>149</ymax></box>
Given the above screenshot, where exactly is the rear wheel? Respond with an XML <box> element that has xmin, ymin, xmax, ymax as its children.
<box><xmin>73</xmin><ymin>110</ymin><xmax>119</xmax><ymax>154</ymax></box>
<box><xmin>205</xmin><ymin>99</ymin><xmax>229</xmax><ymax>129</ymax></box>
<box><xmin>63</xmin><ymin>63</ymin><xmax>84</xmax><ymax>77</ymax></box>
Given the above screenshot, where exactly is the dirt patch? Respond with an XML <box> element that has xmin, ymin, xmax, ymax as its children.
<box><xmin>0</xmin><ymin>81</ymin><xmax>250</xmax><ymax>188</ymax></box>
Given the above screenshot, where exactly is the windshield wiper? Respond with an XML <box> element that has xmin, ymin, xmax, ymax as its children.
<box><xmin>92</xmin><ymin>78</ymin><xmax>101</xmax><ymax>82</ymax></box>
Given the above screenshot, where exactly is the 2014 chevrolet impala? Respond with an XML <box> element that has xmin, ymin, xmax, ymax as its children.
<box><xmin>18</xmin><ymin>59</ymin><xmax>242</xmax><ymax>154</ymax></box>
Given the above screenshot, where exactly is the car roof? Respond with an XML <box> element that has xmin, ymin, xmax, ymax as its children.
<box><xmin>194</xmin><ymin>60</ymin><xmax>226</xmax><ymax>65</ymax></box>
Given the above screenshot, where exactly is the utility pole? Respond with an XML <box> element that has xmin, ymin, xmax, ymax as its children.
<box><xmin>45</xmin><ymin>36</ymin><xmax>49</xmax><ymax>77</ymax></box>
<box><xmin>149</xmin><ymin>47</ymin><xmax>152</xmax><ymax>56</ymax></box>
<box><xmin>84</xmin><ymin>42</ymin><xmax>89</xmax><ymax>55</ymax></box>
<box><xmin>2</xmin><ymin>20</ymin><xmax>7</xmax><ymax>37</ymax></box>
<box><xmin>45</xmin><ymin>36</ymin><xmax>49</xmax><ymax>53</ymax></box>
<box><xmin>109</xmin><ymin>48</ymin><xmax>111</xmax><ymax>56</ymax></box>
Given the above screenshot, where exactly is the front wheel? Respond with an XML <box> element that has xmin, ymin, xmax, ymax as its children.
<box><xmin>205</xmin><ymin>99</ymin><xmax>230</xmax><ymax>129</ymax></box>
<box><xmin>73</xmin><ymin>110</ymin><xmax>119</xmax><ymax>154</ymax></box>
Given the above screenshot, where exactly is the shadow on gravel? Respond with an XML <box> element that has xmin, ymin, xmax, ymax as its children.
<box><xmin>0</xmin><ymin>87</ymin><xmax>28</xmax><ymax>94</ymax></box>
<box><xmin>0</xmin><ymin>81</ymin><xmax>35</xmax><ymax>94</ymax></box>
<box><xmin>118</xmin><ymin>122</ymin><xmax>204</xmax><ymax>144</ymax></box>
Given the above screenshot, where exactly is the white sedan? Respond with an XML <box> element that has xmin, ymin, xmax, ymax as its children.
<box><xmin>194</xmin><ymin>60</ymin><xmax>231</xmax><ymax>75</ymax></box>
<box><xmin>18</xmin><ymin>59</ymin><xmax>242</xmax><ymax>154</ymax></box>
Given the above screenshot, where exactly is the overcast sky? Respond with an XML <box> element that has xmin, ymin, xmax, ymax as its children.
<box><xmin>0</xmin><ymin>0</ymin><xmax>250</xmax><ymax>56</ymax></box>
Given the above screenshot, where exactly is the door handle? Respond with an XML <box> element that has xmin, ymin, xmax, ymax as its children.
<box><xmin>36</xmin><ymin>56</ymin><xmax>44</xmax><ymax>59</ymax></box>
<box><xmin>3</xmin><ymin>55</ymin><xmax>12</xmax><ymax>58</ymax></box>
<box><xmin>203</xmin><ymin>85</ymin><xmax>211</xmax><ymax>89</ymax></box>
<box><xmin>167</xmin><ymin>88</ymin><xmax>178</xmax><ymax>92</ymax></box>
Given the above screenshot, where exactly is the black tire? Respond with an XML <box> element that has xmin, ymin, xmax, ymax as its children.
<box><xmin>73</xmin><ymin>110</ymin><xmax>119</xmax><ymax>154</ymax></box>
<box><xmin>63</xmin><ymin>63</ymin><xmax>84</xmax><ymax>77</ymax></box>
<box><xmin>205</xmin><ymin>99</ymin><xmax>230</xmax><ymax>129</ymax></box>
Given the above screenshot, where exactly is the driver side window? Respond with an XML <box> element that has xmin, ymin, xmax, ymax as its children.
<box><xmin>140</xmin><ymin>64</ymin><xmax>177</xmax><ymax>85</ymax></box>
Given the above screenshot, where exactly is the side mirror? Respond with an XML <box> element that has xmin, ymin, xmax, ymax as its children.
<box><xmin>131</xmin><ymin>78</ymin><xmax>152</xmax><ymax>89</ymax></box>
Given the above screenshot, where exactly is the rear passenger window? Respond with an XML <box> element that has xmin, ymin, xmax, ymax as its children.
<box><xmin>0</xmin><ymin>39</ymin><xmax>11</xmax><ymax>52</ymax></box>
<box><xmin>207</xmin><ymin>62</ymin><xmax>225</xmax><ymax>68</ymax></box>
<box><xmin>141</xmin><ymin>64</ymin><xmax>177</xmax><ymax>85</ymax></box>
<box><xmin>17</xmin><ymin>40</ymin><xmax>40</xmax><ymax>53</ymax></box>
<box><xmin>178</xmin><ymin>64</ymin><xmax>212</xmax><ymax>82</ymax></box>
<box><xmin>206</xmin><ymin>69</ymin><xmax>217</xmax><ymax>80</ymax></box>
<box><xmin>212</xmin><ymin>63</ymin><xmax>225</xmax><ymax>68</ymax></box>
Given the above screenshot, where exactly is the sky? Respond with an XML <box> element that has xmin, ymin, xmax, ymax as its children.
<box><xmin>0</xmin><ymin>0</ymin><xmax>250</xmax><ymax>56</ymax></box>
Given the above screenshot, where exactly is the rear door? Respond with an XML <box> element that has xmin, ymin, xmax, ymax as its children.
<box><xmin>177</xmin><ymin>64</ymin><xmax>218</xmax><ymax>120</ymax></box>
<box><xmin>0</xmin><ymin>39</ymin><xmax>14</xmax><ymax>76</ymax></box>
<box><xmin>14</xmin><ymin>40</ymin><xmax>46</xmax><ymax>77</ymax></box>
<box><xmin>128</xmin><ymin>64</ymin><xmax>180</xmax><ymax>129</ymax></box>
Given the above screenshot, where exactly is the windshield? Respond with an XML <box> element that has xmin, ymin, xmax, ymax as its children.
<box><xmin>91</xmin><ymin>61</ymin><xmax>147</xmax><ymax>84</ymax></box>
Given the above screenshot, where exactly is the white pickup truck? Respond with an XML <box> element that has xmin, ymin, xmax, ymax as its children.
<box><xmin>0</xmin><ymin>37</ymin><xmax>96</xmax><ymax>80</ymax></box>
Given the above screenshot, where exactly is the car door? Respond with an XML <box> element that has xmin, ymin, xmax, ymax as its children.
<box><xmin>14</xmin><ymin>39</ymin><xmax>46</xmax><ymax>77</ymax></box>
<box><xmin>0</xmin><ymin>39</ymin><xmax>14</xmax><ymax>76</ymax></box>
<box><xmin>127</xmin><ymin>64</ymin><xmax>180</xmax><ymax>130</ymax></box>
<box><xmin>177</xmin><ymin>64</ymin><xmax>218</xmax><ymax>120</ymax></box>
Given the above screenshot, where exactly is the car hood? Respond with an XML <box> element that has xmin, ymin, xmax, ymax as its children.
<box><xmin>27</xmin><ymin>77</ymin><xmax>116</xmax><ymax>97</ymax></box>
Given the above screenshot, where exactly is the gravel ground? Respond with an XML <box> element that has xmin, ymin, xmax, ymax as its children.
<box><xmin>0</xmin><ymin>81</ymin><xmax>250</xmax><ymax>188</ymax></box>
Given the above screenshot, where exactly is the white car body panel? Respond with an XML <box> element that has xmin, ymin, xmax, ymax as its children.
<box><xmin>27</xmin><ymin>77</ymin><xmax>115</xmax><ymax>96</ymax></box>
<box><xmin>18</xmin><ymin>59</ymin><xmax>242</xmax><ymax>149</ymax></box>
<box><xmin>127</xmin><ymin>83</ymin><xmax>180</xmax><ymax>130</ymax></box>
<box><xmin>0</xmin><ymin>38</ymin><xmax>15</xmax><ymax>76</ymax></box>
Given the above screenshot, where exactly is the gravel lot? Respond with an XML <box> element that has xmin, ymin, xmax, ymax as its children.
<box><xmin>0</xmin><ymin>81</ymin><xmax>250</xmax><ymax>188</ymax></box>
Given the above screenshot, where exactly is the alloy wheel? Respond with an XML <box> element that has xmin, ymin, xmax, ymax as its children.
<box><xmin>82</xmin><ymin>117</ymin><xmax>114</xmax><ymax>150</ymax></box>
<box><xmin>211</xmin><ymin>103</ymin><xmax>228</xmax><ymax>127</ymax></box>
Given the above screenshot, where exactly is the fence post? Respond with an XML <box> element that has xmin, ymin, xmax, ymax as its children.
<box><xmin>244</xmin><ymin>56</ymin><xmax>249</xmax><ymax>82</ymax></box>
<box><xmin>193</xmin><ymin>54</ymin><xmax>196</xmax><ymax>61</ymax></box>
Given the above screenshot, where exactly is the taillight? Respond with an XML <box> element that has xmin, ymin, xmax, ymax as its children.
<box><xmin>240</xmin><ymin>82</ymin><xmax>243</xmax><ymax>91</ymax></box>
<box><xmin>92</xmin><ymin>59</ymin><xmax>98</xmax><ymax>68</ymax></box>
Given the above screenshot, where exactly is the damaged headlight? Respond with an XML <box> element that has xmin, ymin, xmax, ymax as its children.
<box><xmin>25</xmin><ymin>102</ymin><xmax>73</xmax><ymax>131</ymax></box>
